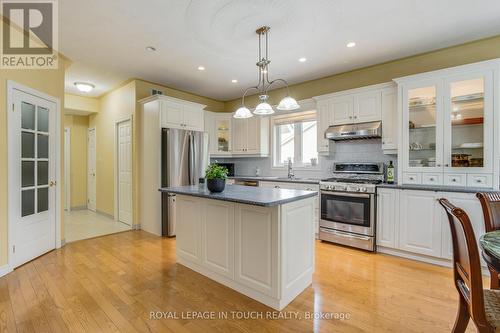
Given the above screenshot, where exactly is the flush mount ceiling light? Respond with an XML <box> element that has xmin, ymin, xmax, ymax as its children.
<box><xmin>298</xmin><ymin>57</ymin><xmax>307</xmax><ymax>62</ymax></box>
<box><xmin>197</xmin><ymin>66</ymin><xmax>205</xmax><ymax>71</ymax></box>
<box><xmin>74</xmin><ymin>82</ymin><xmax>95</xmax><ymax>93</ymax></box>
<box><xmin>346</xmin><ymin>41</ymin><xmax>356</xmax><ymax>48</ymax></box>
<box><xmin>234</xmin><ymin>26</ymin><xmax>300</xmax><ymax>118</ymax></box>
<box><xmin>145</xmin><ymin>46</ymin><xmax>156</xmax><ymax>52</ymax></box>
<box><xmin>231</xmin><ymin>79</ymin><xmax>238</xmax><ymax>83</ymax></box>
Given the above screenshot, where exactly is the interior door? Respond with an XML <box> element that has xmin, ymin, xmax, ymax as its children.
<box><xmin>9</xmin><ymin>88</ymin><xmax>57</xmax><ymax>268</ymax></box>
<box><xmin>87</xmin><ymin>128</ymin><xmax>96</xmax><ymax>211</ymax></box>
<box><xmin>117</xmin><ymin>120</ymin><xmax>132</xmax><ymax>225</ymax></box>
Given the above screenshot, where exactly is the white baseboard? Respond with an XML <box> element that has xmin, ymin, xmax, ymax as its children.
<box><xmin>132</xmin><ymin>224</ymin><xmax>141</xmax><ymax>230</ymax></box>
<box><xmin>0</xmin><ymin>265</ymin><xmax>13</xmax><ymax>278</ymax></box>
<box><xmin>377</xmin><ymin>246</ymin><xmax>490</xmax><ymax>275</ymax></box>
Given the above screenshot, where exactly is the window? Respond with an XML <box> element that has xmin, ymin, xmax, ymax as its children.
<box><xmin>273</xmin><ymin>111</ymin><xmax>318</xmax><ymax>167</ymax></box>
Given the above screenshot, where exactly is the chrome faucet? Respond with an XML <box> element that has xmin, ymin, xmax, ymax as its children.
<box><xmin>287</xmin><ymin>158</ymin><xmax>295</xmax><ymax>179</ymax></box>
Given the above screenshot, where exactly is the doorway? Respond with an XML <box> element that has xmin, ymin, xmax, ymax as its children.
<box><xmin>7</xmin><ymin>82</ymin><xmax>61</xmax><ymax>269</ymax></box>
<box><xmin>87</xmin><ymin>127</ymin><xmax>96</xmax><ymax>211</ymax></box>
<box><xmin>116</xmin><ymin>119</ymin><xmax>132</xmax><ymax>226</ymax></box>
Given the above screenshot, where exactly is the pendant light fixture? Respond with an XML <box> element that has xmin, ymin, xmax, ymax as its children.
<box><xmin>234</xmin><ymin>26</ymin><xmax>300</xmax><ymax>119</ymax></box>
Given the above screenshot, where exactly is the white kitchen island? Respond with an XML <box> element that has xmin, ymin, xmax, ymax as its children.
<box><xmin>159</xmin><ymin>185</ymin><xmax>317</xmax><ymax>310</ymax></box>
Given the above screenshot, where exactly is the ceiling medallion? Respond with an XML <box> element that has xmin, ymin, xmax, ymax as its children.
<box><xmin>233</xmin><ymin>26</ymin><xmax>300</xmax><ymax>119</ymax></box>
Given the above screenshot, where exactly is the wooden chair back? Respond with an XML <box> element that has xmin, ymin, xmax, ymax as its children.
<box><xmin>438</xmin><ymin>198</ymin><xmax>492</xmax><ymax>330</ymax></box>
<box><xmin>476</xmin><ymin>192</ymin><xmax>500</xmax><ymax>232</ymax></box>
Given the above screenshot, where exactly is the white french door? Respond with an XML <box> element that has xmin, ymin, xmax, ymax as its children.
<box><xmin>64</xmin><ymin>127</ymin><xmax>70</xmax><ymax>211</ymax></box>
<box><xmin>117</xmin><ymin>120</ymin><xmax>132</xmax><ymax>225</ymax></box>
<box><xmin>9</xmin><ymin>88</ymin><xmax>57</xmax><ymax>268</ymax></box>
<box><xmin>87</xmin><ymin>128</ymin><xmax>96</xmax><ymax>211</ymax></box>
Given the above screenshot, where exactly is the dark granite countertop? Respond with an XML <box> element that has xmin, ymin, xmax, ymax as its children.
<box><xmin>229</xmin><ymin>176</ymin><xmax>321</xmax><ymax>185</ymax></box>
<box><xmin>377</xmin><ymin>183</ymin><xmax>495</xmax><ymax>194</ymax></box>
<box><xmin>159</xmin><ymin>185</ymin><xmax>318</xmax><ymax>207</ymax></box>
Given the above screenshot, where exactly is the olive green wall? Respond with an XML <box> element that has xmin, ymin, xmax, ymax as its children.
<box><xmin>224</xmin><ymin>35</ymin><xmax>500</xmax><ymax>112</ymax></box>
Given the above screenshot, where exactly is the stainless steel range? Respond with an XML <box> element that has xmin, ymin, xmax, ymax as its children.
<box><xmin>319</xmin><ymin>162</ymin><xmax>384</xmax><ymax>252</ymax></box>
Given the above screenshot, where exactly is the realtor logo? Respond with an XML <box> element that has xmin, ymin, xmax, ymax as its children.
<box><xmin>1</xmin><ymin>0</ymin><xmax>58</xmax><ymax>69</ymax></box>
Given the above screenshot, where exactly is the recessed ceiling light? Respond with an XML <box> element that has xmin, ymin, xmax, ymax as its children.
<box><xmin>74</xmin><ymin>82</ymin><xmax>95</xmax><ymax>93</ymax></box>
<box><xmin>346</xmin><ymin>42</ymin><xmax>356</xmax><ymax>48</ymax></box>
<box><xmin>145</xmin><ymin>46</ymin><xmax>156</xmax><ymax>52</ymax></box>
<box><xmin>298</xmin><ymin>57</ymin><xmax>307</xmax><ymax>62</ymax></box>
<box><xmin>231</xmin><ymin>79</ymin><xmax>238</xmax><ymax>83</ymax></box>
<box><xmin>198</xmin><ymin>66</ymin><xmax>205</xmax><ymax>71</ymax></box>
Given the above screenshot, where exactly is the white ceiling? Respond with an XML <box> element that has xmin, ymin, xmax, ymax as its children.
<box><xmin>61</xmin><ymin>0</ymin><xmax>500</xmax><ymax>100</ymax></box>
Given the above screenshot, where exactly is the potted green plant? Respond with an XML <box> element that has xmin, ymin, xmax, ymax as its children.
<box><xmin>205</xmin><ymin>164</ymin><xmax>228</xmax><ymax>193</ymax></box>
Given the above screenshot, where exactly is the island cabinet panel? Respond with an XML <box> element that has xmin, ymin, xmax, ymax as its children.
<box><xmin>398</xmin><ymin>190</ymin><xmax>441</xmax><ymax>257</ymax></box>
<box><xmin>173</xmin><ymin>194</ymin><xmax>314</xmax><ymax>310</ymax></box>
<box><xmin>176</xmin><ymin>196</ymin><xmax>202</xmax><ymax>263</ymax></box>
<box><xmin>234</xmin><ymin>204</ymin><xmax>278</xmax><ymax>297</ymax></box>
<box><xmin>280</xmin><ymin>199</ymin><xmax>315</xmax><ymax>300</ymax></box>
<box><xmin>202</xmin><ymin>200</ymin><xmax>234</xmax><ymax>278</ymax></box>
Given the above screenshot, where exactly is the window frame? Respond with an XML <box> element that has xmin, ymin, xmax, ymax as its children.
<box><xmin>271</xmin><ymin>110</ymin><xmax>319</xmax><ymax>169</ymax></box>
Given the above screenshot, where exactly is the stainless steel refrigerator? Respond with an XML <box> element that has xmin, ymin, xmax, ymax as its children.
<box><xmin>161</xmin><ymin>128</ymin><xmax>209</xmax><ymax>236</ymax></box>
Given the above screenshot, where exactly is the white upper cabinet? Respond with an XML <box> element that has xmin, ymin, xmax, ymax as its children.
<box><xmin>354</xmin><ymin>91</ymin><xmax>381</xmax><ymax>123</ymax></box>
<box><xmin>313</xmin><ymin>83</ymin><xmax>394</xmax><ymax>153</ymax></box>
<box><xmin>140</xmin><ymin>95</ymin><xmax>206</xmax><ymax>131</ymax></box>
<box><xmin>396</xmin><ymin>60</ymin><xmax>499</xmax><ymax>188</ymax></box>
<box><xmin>316</xmin><ymin>100</ymin><xmax>333</xmax><ymax>153</ymax></box>
<box><xmin>381</xmin><ymin>87</ymin><xmax>398</xmax><ymax>151</ymax></box>
<box><xmin>232</xmin><ymin>116</ymin><xmax>269</xmax><ymax>156</ymax></box>
<box><xmin>331</xmin><ymin>96</ymin><xmax>354</xmax><ymax>125</ymax></box>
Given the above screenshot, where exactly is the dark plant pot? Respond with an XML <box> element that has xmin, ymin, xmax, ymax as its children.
<box><xmin>207</xmin><ymin>178</ymin><xmax>225</xmax><ymax>193</ymax></box>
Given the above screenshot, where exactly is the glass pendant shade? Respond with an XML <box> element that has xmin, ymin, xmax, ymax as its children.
<box><xmin>233</xmin><ymin>106</ymin><xmax>253</xmax><ymax>119</ymax></box>
<box><xmin>253</xmin><ymin>102</ymin><xmax>274</xmax><ymax>115</ymax></box>
<box><xmin>277</xmin><ymin>96</ymin><xmax>300</xmax><ymax>111</ymax></box>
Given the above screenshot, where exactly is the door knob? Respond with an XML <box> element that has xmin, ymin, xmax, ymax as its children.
<box><xmin>49</xmin><ymin>181</ymin><xmax>57</xmax><ymax>187</ymax></box>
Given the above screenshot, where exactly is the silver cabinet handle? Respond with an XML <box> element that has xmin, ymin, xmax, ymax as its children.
<box><xmin>437</xmin><ymin>164</ymin><xmax>441</xmax><ymax>167</ymax></box>
<box><xmin>476</xmin><ymin>179</ymin><xmax>483</xmax><ymax>183</ymax></box>
<box><xmin>354</xmin><ymin>115</ymin><xmax>357</xmax><ymax>119</ymax></box>
<box><xmin>452</xmin><ymin>178</ymin><xmax>457</xmax><ymax>182</ymax></box>
<box><xmin>445</xmin><ymin>164</ymin><xmax>449</xmax><ymax>167</ymax></box>
<box><xmin>274</xmin><ymin>185</ymin><xmax>280</xmax><ymax>189</ymax></box>
<box><xmin>409</xmin><ymin>177</ymin><xmax>414</xmax><ymax>180</ymax></box>
<box><xmin>429</xmin><ymin>178</ymin><xmax>435</xmax><ymax>181</ymax></box>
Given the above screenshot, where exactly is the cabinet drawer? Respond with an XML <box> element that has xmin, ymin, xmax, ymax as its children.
<box><xmin>421</xmin><ymin>173</ymin><xmax>442</xmax><ymax>185</ymax></box>
<box><xmin>403</xmin><ymin>173</ymin><xmax>421</xmax><ymax>184</ymax></box>
<box><xmin>443</xmin><ymin>173</ymin><xmax>467</xmax><ymax>187</ymax></box>
<box><xmin>467</xmin><ymin>174</ymin><xmax>492</xmax><ymax>188</ymax></box>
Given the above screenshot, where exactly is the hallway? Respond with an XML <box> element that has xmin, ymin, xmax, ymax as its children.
<box><xmin>64</xmin><ymin>210</ymin><xmax>131</xmax><ymax>243</ymax></box>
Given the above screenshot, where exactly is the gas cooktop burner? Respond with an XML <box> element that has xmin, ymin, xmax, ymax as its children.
<box><xmin>322</xmin><ymin>178</ymin><xmax>383</xmax><ymax>185</ymax></box>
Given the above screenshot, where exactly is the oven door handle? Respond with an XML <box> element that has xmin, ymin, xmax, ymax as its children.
<box><xmin>320</xmin><ymin>228</ymin><xmax>372</xmax><ymax>241</ymax></box>
<box><xmin>320</xmin><ymin>191</ymin><xmax>371</xmax><ymax>199</ymax></box>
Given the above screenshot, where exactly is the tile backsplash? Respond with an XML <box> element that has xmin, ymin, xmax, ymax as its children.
<box><xmin>212</xmin><ymin>138</ymin><xmax>397</xmax><ymax>180</ymax></box>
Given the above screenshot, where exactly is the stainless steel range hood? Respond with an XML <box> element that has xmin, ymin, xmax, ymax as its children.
<box><xmin>325</xmin><ymin>121</ymin><xmax>382</xmax><ymax>141</ymax></box>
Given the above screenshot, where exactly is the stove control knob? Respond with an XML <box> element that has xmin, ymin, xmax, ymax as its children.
<box><xmin>359</xmin><ymin>187</ymin><xmax>367</xmax><ymax>193</ymax></box>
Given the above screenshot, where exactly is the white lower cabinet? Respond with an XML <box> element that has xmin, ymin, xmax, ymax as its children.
<box><xmin>376</xmin><ymin>188</ymin><xmax>398</xmax><ymax>248</ymax></box>
<box><xmin>398</xmin><ymin>190</ymin><xmax>442</xmax><ymax>257</ymax></box>
<box><xmin>438</xmin><ymin>192</ymin><xmax>486</xmax><ymax>262</ymax></box>
<box><xmin>377</xmin><ymin>188</ymin><xmax>487</xmax><ymax>267</ymax></box>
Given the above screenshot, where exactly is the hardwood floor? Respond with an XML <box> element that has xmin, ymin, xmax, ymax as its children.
<box><xmin>0</xmin><ymin>230</ymin><xmax>480</xmax><ymax>333</ymax></box>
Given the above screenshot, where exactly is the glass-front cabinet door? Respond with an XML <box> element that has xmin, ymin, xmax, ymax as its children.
<box><xmin>209</xmin><ymin>113</ymin><xmax>232</xmax><ymax>156</ymax></box>
<box><xmin>215</xmin><ymin>117</ymin><xmax>231</xmax><ymax>154</ymax></box>
<box><xmin>443</xmin><ymin>71</ymin><xmax>493</xmax><ymax>174</ymax></box>
<box><xmin>403</xmin><ymin>81</ymin><xmax>443</xmax><ymax>172</ymax></box>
